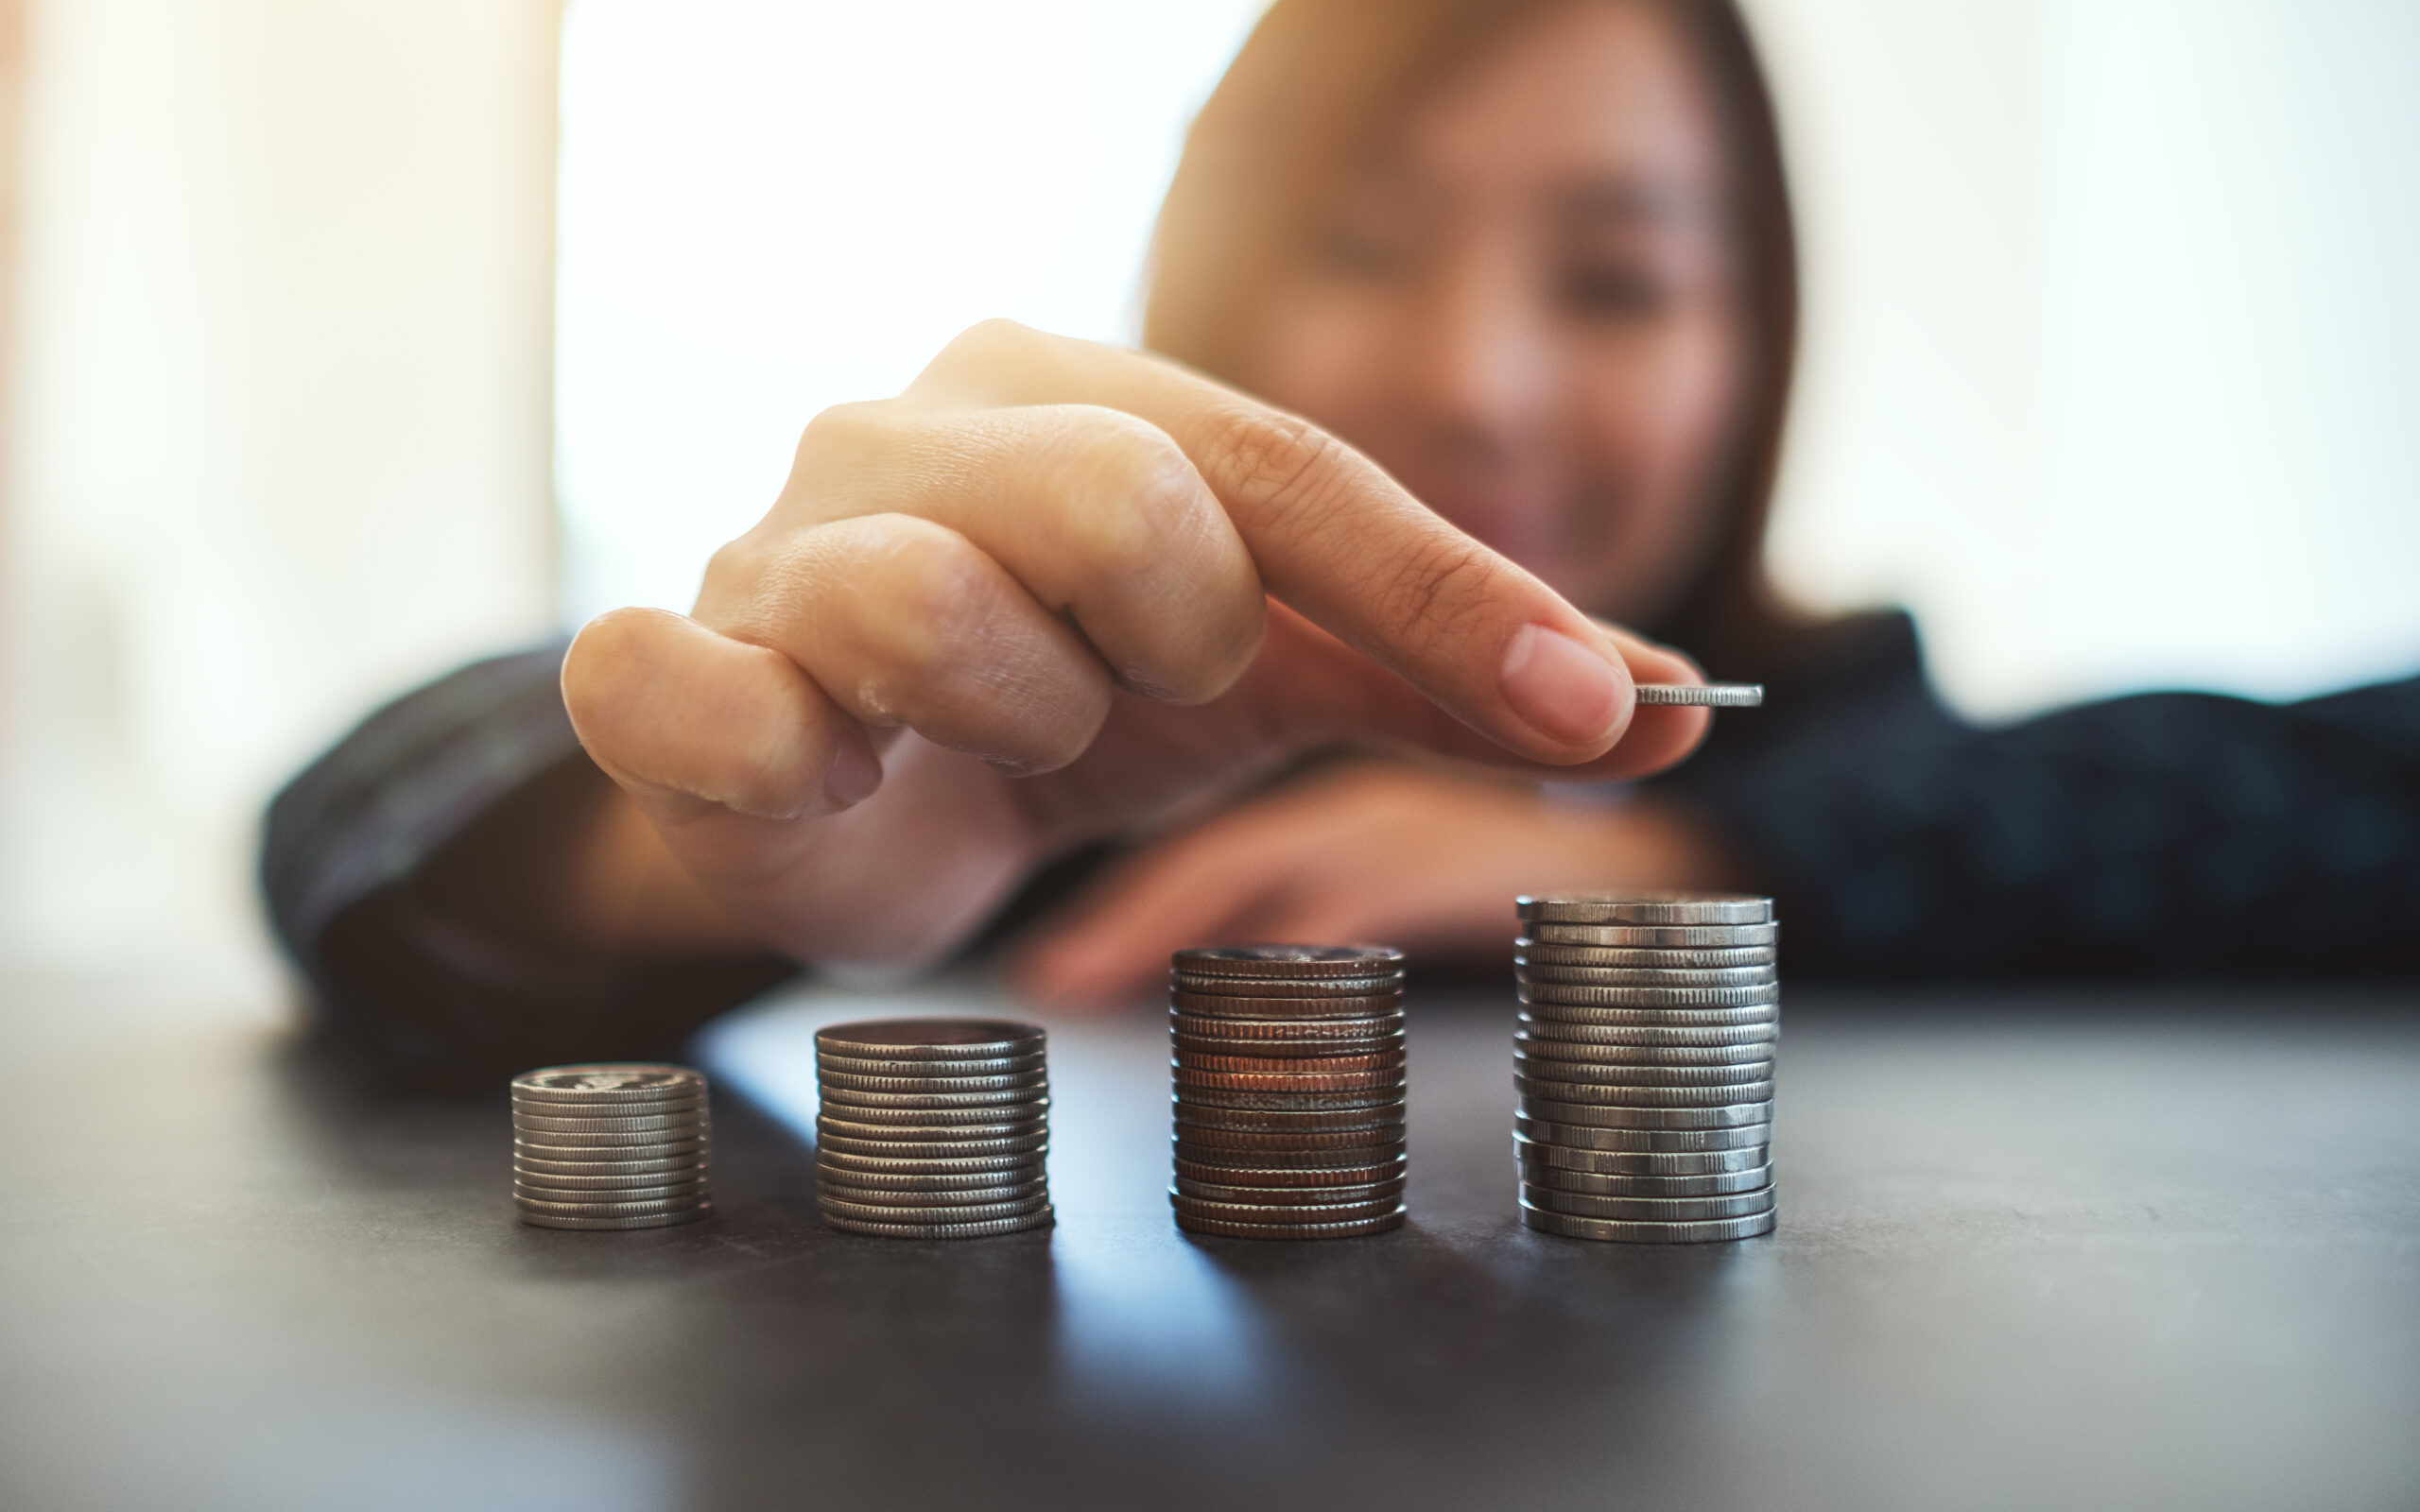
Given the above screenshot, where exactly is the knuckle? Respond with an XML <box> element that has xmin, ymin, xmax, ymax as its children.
<box><xmin>1197</xmin><ymin>404</ymin><xmax>1352</xmax><ymax>527</ymax></box>
<box><xmin>1380</xmin><ymin>534</ymin><xmax>1494</xmax><ymax>643</ymax></box>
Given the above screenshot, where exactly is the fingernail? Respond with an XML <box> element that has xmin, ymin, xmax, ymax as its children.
<box><xmin>1499</xmin><ymin>623</ymin><xmax>1625</xmax><ymax>747</ymax></box>
<box><xmin>823</xmin><ymin>738</ymin><xmax>883</xmax><ymax>809</ymax></box>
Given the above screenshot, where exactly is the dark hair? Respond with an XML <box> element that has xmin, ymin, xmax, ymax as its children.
<box><xmin>1143</xmin><ymin>0</ymin><xmax>1810</xmax><ymax>679</ymax></box>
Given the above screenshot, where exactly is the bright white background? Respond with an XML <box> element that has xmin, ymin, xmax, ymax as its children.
<box><xmin>2</xmin><ymin>0</ymin><xmax>2415</xmax><ymax>976</ymax></box>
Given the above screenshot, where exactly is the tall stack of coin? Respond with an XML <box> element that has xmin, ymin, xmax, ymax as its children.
<box><xmin>1169</xmin><ymin>945</ymin><xmax>1408</xmax><ymax>1240</ymax></box>
<box><xmin>511</xmin><ymin>1064</ymin><xmax>712</xmax><ymax>1229</ymax></box>
<box><xmin>813</xmin><ymin>1019</ymin><xmax>1054</xmax><ymax>1239</ymax></box>
<box><xmin>1512</xmin><ymin>893</ymin><xmax>1778</xmax><ymax>1243</ymax></box>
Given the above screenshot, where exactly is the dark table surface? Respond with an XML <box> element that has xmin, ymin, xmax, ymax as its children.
<box><xmin>3</xmin><ymin>971</ymin><xmax>2417</xmax><ymax>1512</ymax></box>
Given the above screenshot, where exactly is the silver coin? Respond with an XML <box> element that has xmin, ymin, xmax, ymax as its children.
<box><xmin>1168</xmin><ymin>1010</ymin><xmax>1404</xmax><ymax>1040</ymax></box>
<box><xmin>1632</xmin><ymin>682</ymin><xmax>1763</xmax><ymax>707</ymax></box>
<box><xmin>812</xmin><ymin>1100</ymin><xmax>1048</xmax><ymax>1128</ymax></box>
<box><xmin>1517</xmin><ymin>893</ymin><xmax>1772</xmax><ymax>926</ymax></box>
<box><xmin>818</xmin><ymin>1191</ymin><xmax>1050</xmax><ymax>1225</ymax></box>
<box><xmin>1169</xmin><ymin>994</ymin><xmax>1406</xmax><ymax>1022</ymax></box>
<box><xmin>1512</xmin><ymin>1056</ymin><xmax>1772</xmax><ymax>1088</ymax></box>
<box><xmin>1172</xmin><ymin>1208</ymin><xmax>1407</xmax><ymax>1240</ymax></box>
<box><xmin>1173</xmin><ymin>1154</ymin><xmax>1408</xmax><ymax>1187</ymax></box>
<box><xmin>511</xmin><ymin>1165</ymin><xmax>708</xmax><ymax>1192</ymax></box>
<box><xmin>1173</xmin><ymin>1061</ymin><xmax>1408</xmax><ymax>1090</ymax></box>
<box><xmin>1516</xmin><ymin>1074</ymin><xmax>1775</xmax><ymax>1107</ymax></box>
<box><xmin>1173</xmin><ymin>945</ymin><xmax>1407</xmax><ymax>977</ymax></box>
<box><xmin>1174</xmin><ymin>1032</ymin><xmax>1408</xmax><ymax>1063</ymax></box>
<box><xmin>1172</xmin><ymin>1138</ymin><xmax>1409</xmax><ymax>1169</ymax></box>
<box><xmin>1516</xmin><ymin>981</ymin><xmax>1781</xmax><ymax>1008</ymax></box>
<box><xmin>1519</xmin><ymin>996</ymin><xmax>1779</xmax><ymax>1025</ymax></box>
<box><xmin>517</xmin><ymin>1206</ymin><xmax>713</xmax><ymax>1231</ymax></box>
<box><xmin>814</xmin><ymin>1148</ymin><xmax>1043</xmax><ymax>1177</ymax></box>
<box><xmin>1170</xmin><ymin>975</ymin><xmax>1403</xmax><ymax>1001</ymax></box>
<box><xmin>1172</xmin><ymin>1102</ymin><xmax>1406</xmax><ymax>1133</ymax></box>
<box><xmin>511</xmin><ymin>1092</ymin><xmax>706</xmax><ymax>1122</ymax></box>
<box><xmin>815</xmin><ymin>1129</ymin><xmax>1048</xmax><ymax>1160</ymax></box>
<box><xmin>1174</xmin><ymin>1048</ymin><xmax>1409</xmax><ymax>1077</ymax></box>
<box><xmin>1519</xmin><ymin>1097</ymin><xmax>1772</xmax><ymax>1130</ymax></box>
<box><xmin>1168</xmin><ymin>1191</ymin><xmax>1404</xmax><ymax>1224</ymax></box>
<box><xmin>819</xmin><ymin>1084</ymin><xmax>1048</xmax><ymax>1111</ymax></box>
<box><xmin>1515</xmin><ymin>961</ymin><xmax>1778</xmax><ymax>988</ymax></box>
<box><xmin>1517</xmin><ymin>1013</ymin><xmax>1779</xmax><ymax>1047</ymax></box>
<box><xmin>1513</xmin><ymin>1134</ymin><xmax>1766</xmax><ymax>1175</ymax></box>
<box><xmin>816</xmin><ymin>1175</ymin><xmax>1050</xmax><ymax>1207</ymax></box>
<box><xmin>1521</xmin><ymin>1181</ymin><xmax>1775</xmax><ymax>1222</ymax></box>
<box><xmin>814</xmin><ymin>1018</ymin><xmax>1046</xmax><ymax>1060</ymax></box>
<box><xmin>1514</xmin><ymin>1032</ymin><xmax>1774</xmax><ymax>1067</ymax></box>
<box><xmin>514</xmin><ymin>1194</ymin><xmax>709</xmax><ymax>1219</ymax></box>
<box><xmin>510</xmin><ymin>1065</ymin><xmax>705</xmax><ymax>1101</ymax></box>
<box><xmin>1173</xmin><ymin>1176</ymin><xmax>1407</xmax><ymax>1206</ymax></box>
<box><xmin>1175</xmin><ymin>1085</ymin><xmax>1407</xmax><ymax>1113</ymax></box>
<box><xmin>1520</xmin><ymin>1202</ymin><xmax>1775</xmax><ymax>1244</ymax></box>
<box><xmin>816</xmin><ymin>1068</ymin><xmax>1049</xmax><ymax>1096</ymax></box>
<box><xmin>1520</xmin><ymin>1162</ymin><xmax>1772</xmax><ymax>1197</ymax></box>
<box><xmin>1513</xmin><ymin>939</ymin><xmax>1777</xmax><ymax>969</ymax></box>
<box><xmin>514</xmin><ymin>1131</ymin><xmax>709</xmax><ymax>1152</ymax></box>
<box><xmin>814</xmin><ymin>1051</ymin><xmax>1047</xmax><ymax>1080</ymax></box>
<box><xmin>506</xmin><ymin>1103</ymin><xmax>706</xmax><ymax>1126</ymax></box>
<box><xmin>1529</xmin><ymin>921</ymin><xmax>1779</xmax><ymax>949</ymax></box>
<box><xmin>515</xmin><ymin>1177</ymin><xmax>709</xmax><ymax>1203</ymax></box>
<box><xmin>1514</xmin><ymin>1113</ymin><xmax>1770</xmax><ymax>1152</ymax></box>
<box><xmin>813</xmin><ymin>1162</ymin><xmax>1045</xmax><ymax>1194</ymax></box>
<box><xmin>819</xmin><ymin>1207</ymin><xmax>1055</xmax><ymax>1240</ymax></box>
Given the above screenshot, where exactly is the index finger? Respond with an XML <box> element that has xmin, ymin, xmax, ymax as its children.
<box><xmin>910</xmin><ymin>322</ymin><xmax>1685</xmax><ymax>765</ymax></box>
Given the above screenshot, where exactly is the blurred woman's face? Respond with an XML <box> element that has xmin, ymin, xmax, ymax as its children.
<box><xmin>1237</xmin><ymin>0</ymin><xmax>1747</xmax><ymax>625</ymax></box>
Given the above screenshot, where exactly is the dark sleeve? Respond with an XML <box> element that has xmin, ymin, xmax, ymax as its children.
<box><xmin>1663</xmin><ymin>666</ymin><xmax>2420</xmax><ymax>978</ymax></box>
<box><xmin>261</xmin><ymin>644</ymin><xmax>797</xmax><ymax>1087</ymax></box>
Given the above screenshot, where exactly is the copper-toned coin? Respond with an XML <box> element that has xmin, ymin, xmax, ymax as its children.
<box><xmin>1173</xmin><ymin>1154</ymin><xmax>1407</xmax><ymax>1187</ymax></box>
<box><xmin>1172</xmin><ymin>1065</ymin><xmax>1407</xmax><ymax>1093</ymax></box>
<box><xmin>1173</xmin><ymin>944</ymin><xmax>1406</xmax><ymax>978</ymax></box>
<box><xmin>1176</xmin><ymin>1084</ymin><xmax>1405</xmax><ymax>1112</ymax></box>
<box><xmin>1515</xmin><ymin>1074</ymin><xmax>1774</xmax><ymax>1108</ymax></box>
<box><xmin>1514</xmin><ymin>1114</ymin><xmax>1768</xmax><ymax>1152</ymax></box>
<box><xmin>1171</xmin><ymin>977</ymin><xmax>1402</xmax><ymax>1002</ymax></box>
<box><xmin>814</xmin><ymin>1018</ymin><xmax>1046</xmax><ymax>1060</ymax></box>
<box><xmin>1172</xmin><ymin>1048</ymin><xmax>1407</xmax><ymax>1075</ymax></box>
<box><xmin>1515</xmin><ymin>893</ymin><xmax>1772</xmax><ymax>926</ymax></box>
<box><xmin>1512</xmin><ymin>1053</ymin><xmax>1772</xmax><ymax>1086</ymax></box>
<box><xmin>1168</xmin><ymin>1011</ymin><xmax>1404</xmax><ymax>1041</ymax></box>
<box><xmin>1169</xmin><ymin>1191</ymin><xmax>1403</xmax><ymax>1225</ymax></box>
<box><xmin>1173</xmin><ymin>1208</ymin><xmax>1405</xmax><ymax>1240</ymax></box>
<box><xmin>1172</xmin><ymin>1100</ymin><xmax>1406</xmax><ymax>1133</ymax></box>
<box><xmin>1174</xmin><ymin>1176</ymin><xmax>1407</xmax><ymax>1207</ymax></box>
<box><xmin>1173</xmin><ymin>1125</ymin><xmax>1409</xmax><ymax>1157</ymax></box>
<box><xmin>1517</xmin><ymin>1097</ymin><xmax>1771</xmax><ymax>1131</ymax></box>
<box><xmin>813</xmin><ymin>1049</ymin><xmax>1046</xmax><ymax>1079</ymax></box>
<box><xmin>1513</xmin><ymin>1134</ymin><xmax>1766</xmax><ymax>1176</ymax></box>
<box><xmin>1515</xmin><ymin>1032</ymin><xmax>1773</xmax><ymax>1067</ymax></box>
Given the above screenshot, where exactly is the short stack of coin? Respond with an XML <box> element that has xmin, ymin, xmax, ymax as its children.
<box><xmin>511</xmin><ymin>1064</ymin><xmax>712</xmax><ymax>1229</ymax></box>
<box><xmin>1169</xmin><ymin>945</ymin><xmax>1409</xmax><ymax>1240</ymax></box>
<box><xmin>813</xmin><ymin>1019</ymin><xmax>1054</xmax><ymax>1240</ymax></box>
<box><xmin>1513</xmin><ymin>893</ymin><xmax>1779</xmax><ymax>1243</ymax></box>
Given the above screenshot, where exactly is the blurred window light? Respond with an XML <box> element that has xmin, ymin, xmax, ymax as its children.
<box><xmin>554</xmin><ymin>0</ymin><xmax>1270</xmax><ymax>625</ymax></box>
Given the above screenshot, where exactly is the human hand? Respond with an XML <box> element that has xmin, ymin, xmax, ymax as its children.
<box><xmin>560</xmin><ymin>322</ymin><xmax>1712</xmax><ymax>969</ymax></box>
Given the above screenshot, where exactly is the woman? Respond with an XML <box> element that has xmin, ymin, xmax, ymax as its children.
<box><xmin>263</xmin><ymin>0</ymin><xmax>2420</xmax><ymax>1082</ymax></box>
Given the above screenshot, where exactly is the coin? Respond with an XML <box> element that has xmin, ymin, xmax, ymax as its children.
<box><xmin>1171</xmin><ymin>972</ymin><xmax>1403</xmax><ymax>996</ymax></box>
<box><xmin>512</xmin><ymin>1092</ymin><xmax>706</xmax><ymax>1121</ymax></box>
<box><xmin>1172</xmin><ymin>1209</ymin><xmax>1406</xmax><ymax>1240</ymax></box>
<box><xmin>1512</xmin><ymin>1055</ymin><xmax>1772</xmax><ymax>1086</ymax></box>
<box><xmin>1514</xmin><ymin>1033</ymin><xmax>1773</xmax><ymax>1067</ymax></box>
<box><xmin>1517</xmin><ymin>892</ymin><xmax>1772</xmax><ymax>925</ymax></box>
<box><xmin>1512</xmin><ymin>1135</ymin><xmax>1766</xmax><ymax>1176</ymax></box>
<box><xmin>1176</xmin><ymin>1084</ymin><xmax>1406</xmax><ymax>1112</ymax></box>
<box><xmin>515</xmin><ymin>1177</ymin><xmax>709</xmax><ymax>1203</ymax></box>
<box><xmin>1174</xmin><ymin>945</ymin><xmax>1407</xmax><ymax>978</ymax></box>
<box><xmin>512</xmin><ymin>1166</ymin><xmax>708</xmax><ymax>1192</ymax></box>
<box><xmin>1513</xmin><ymin>940</ymin><xmax>1778</xmax><ymax>969</ymax></box>
<box><xmin>819</xmin><ymin>1208</ymin><xmax>1056</xmax><ymax>1240</ymax></box>
<box><xmin>1518</xmin><ymin>1097</ymin><xmax>1772</xmax><ymax>1130</ymax></box>
<box><xmin>1172</xmin><ymin>1125</ymin><xmax>1409</xmax><ymax>1155</ymax></box>
<box><xmin>815</xmin><ymin>1129</ymin><xmax>1048</xmax><ymax>1160</ymax></box>
<box><xmin>813</xmin><ymin>1050</ymin><xmax>1047</xmax><ymax>1079</ymax></box>
<box><xmin>1517</xmin><ymin>1013</ymin><xmax>1779</xmax><ymax>1047</ymax></box>
<box><xmin>511</xmin><ymin>1110</ymin><xmax>708</xmax><ymax>1135</ymax></box>
<box><xmin>1520</xmin><ymin>1163</ymin><xmax>1772</xmax><ymax>1197</ymax></box>
<box><xmin>1528</xmin><ymin>921</ymin><xmax>1779</xmax><ymax>949</ymax></box>
<box><xmin>1516</xmin><ymin>1074</ymin><xmax>1774</xmax><ymax>1108</ymax></box>
<box><xmin>1516</xmin><ymin>981</ymin><xmax>1781</xmax><ymax>1008</ymax></box>
<box><xmin>1173</xmin><ymin>1155</ymin><xmax>1407</xmax><ymax>1187</ymax></box>
<box><xmin>814</xmin><ymin>1068</ymin><xmax>1049</xmax><ymax>1096</ymax></box>
<box><xmin>510</xmin><ymin>1065</ymin><xmax>706</xmax><ymax>1102</ymax></box>
<box><xmin>1169</xmin><ymin>1012</ymin><xmax>1405</xmax><ymax>1041</ymax></box>
<box><xmin>812</xmin><ymin>1101</ymin><xmax>1048</xmax><ymax>1128</ymax></box>
<box><xmin>1174</xmin><ymin>1104</ymin><xmax>1407</xmax><ymax>1136</ymax></box>
<box><xmin>1168</xmin><ymin>1192</ymin><xmax>1404</xmax><ymax>1225</ymax></box>
<box><xmin>817</xmin><ymin>1176</ymin><xmax>1050</xmax><ymax>1207</ymax></box>
<box><xmin>1519</xmin><ymin>1203</ymin><xmax>1775</xmax><ymax>1244</ymax></box>
<box><xmin>1173</xmin><ymin>1176</ymin><xmax>1408</xmax><ymax>1206</ymax></box>
<box><xmin>819</xmin><ymin>1192</ymin><xmax>1050</xmax><ymax>1225</ymax></box>
<box><xmin>1520</xmin><ymin>1182</ymin><xmax>1775</xmax><ymax>1222</ymax></box>
<box><xmin>815</xmin><ymin>1147</ymin><xmax>1043</xmax><ymax>1177</ymax></box>
<box><xmin>1173</xmin><ymin>1033</ymin><xmax>1407</xmax><ymax>1063</ymax></box>
<box><xmin>514</xmin><ymin>1131</ymin><xmax>710</xmax><ymax>1152</ymax></box>
<box><xmin>1518</xmin><ymin>997</ymin><xmax>1779</xmax><ymax>1026</ymax></box>
<box><xmin>1514</xmin><ymin>962</ymin><xmax>1778</xmax><ymax>988</ymax></box>
<box><xmin>814</xmin><ymin>1018</ymin><xmax>1046</xmax><ymax>1059</ymax></box>
<box><xmin>514</xmin><ymin>1194</ymin><xmax>708</xmax><ymax>1219</ymax></box>
<box><xmin>512</xmin><ymin>1153</ymin><xmax>709</xmax><ymax>1179</ymax></box>
<box><xmin>1631</xmin><ymin>682</ymin><xmax>1763</xmax><ymax>707</ymax></box>
<box><xmin>1514</xmin><ymin>1114</ymin><xmax>1770</xmax><ymax>1152</ymax></box>
<box><xmin>1172</xmin><ymin>1066</ymin><xmax>1407</xmax><ymax>1094</ymax></box>
<box><xmin>517</xmin><ymin>1207</ymin><xmax>713</xmax><ymax>1230</ymax></box>
<box><xmin>1173</xmin><ymin>1045</ymin><xmax>1407</xmax><ymax>1074</ymax></box>
<box><xmin>811</xmin><ymin>1163</ymin><xmax>1044</xmax><ymax>1194</ymax></box>
<box><xmin>818</xmin><ymin>1085</ymin><xmax>1047</xmax><ymax>1112</ymax></box>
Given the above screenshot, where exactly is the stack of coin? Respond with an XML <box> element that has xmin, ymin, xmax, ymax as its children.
<box><xmin>813</xmin><ymin>1019</ymin><xmax>1054</xmax><ymax>1240</ymax></box>
<box><xmin>511</xmin><ymin>1064</ymin><xmax>712</xmax><ymax>1230</ymax></box>
<box><xmin>1169</xmin><ymin>945</ymin><xmax>1408</xmax><ymax>1240</ymax></box>
<box><xmin>1512</xmin><ymin>893</ymin><xmax>1778</xmax><ymax>1243</ymax></box>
